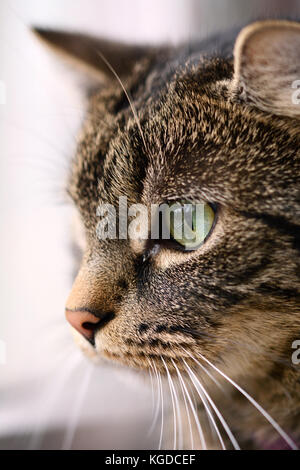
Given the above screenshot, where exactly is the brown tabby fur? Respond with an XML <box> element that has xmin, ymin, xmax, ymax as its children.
<box><xmin>34</xmin><ymin>21</ymin><xmax>300</xmax><ymax>449</ymax></box>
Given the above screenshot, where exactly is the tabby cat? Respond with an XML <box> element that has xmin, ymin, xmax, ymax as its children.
<box><xmin>34</xmin><ymin>20</ymin><xmax>300</xmax><ymax>449</ymax></box>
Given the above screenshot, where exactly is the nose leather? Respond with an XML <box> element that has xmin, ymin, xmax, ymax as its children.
<box><xmin>65</xmin><ymin>309</ymin><xmax>101</xmax><ymax>343</ymax></box>
<box><xmin>65</xmin><ymin>267</ymin><xmax>116</xmax><ymax>345</ymax></box>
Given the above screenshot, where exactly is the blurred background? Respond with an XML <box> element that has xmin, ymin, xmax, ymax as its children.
<box><xmin>1</xmin><ymin>0</ymin><xmax>300</xmax><ymax>450</ymax></box>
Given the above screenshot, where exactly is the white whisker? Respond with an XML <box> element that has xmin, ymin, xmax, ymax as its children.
<box><xmin>147</xmin><ymin>360</ymin><xmax>161</xmax><ymax>437</ymax></box>
<box><xmin>171</xmin><ymin>359</ymin><xmax>206</xmax><ymax>450</ymax></box>
<box><xmin>189</xmin><ymin>349</ymin><xmax>298</xmax><ymax>450</ymax></box>
<box><xmin>173</xmin><ymin>358</ymin><xmax>194</xmax><ymax>450</ymax></box>
<box><xmin>61</xmin><ymin>363</ymin><xmax>94</xmax><ymax>450</ymax></box>
<box><xmin>184</xmin><ymin>361</ymin><xmax>225</xmax><ymax>450</ymax></box>
<box><xmin>147</xmin><ymin>359</ymin><xmax>155</xmax><ymax>414</ymax></box>
<box><xmin>28</xmin><ymin>349</ymin><xmax>82</xmax><ymax>449</ymax></box>
<box><xmin>172</xmin><ymin>377</ymin><xmax>184</xmax><ymax>450</ymax></box>
<box><xmin>158</xmin><ymin>369</ymin><xmax>164</xmax><ymax>450</ymax></box>
<box><xmin>183</xmin><ymin>359</ymin><xmax>240</xmax><ymax>450</ymax></box>
<box><xmin>161</xmin><ymin>357</ymin><xmax>177</xmax><ymax>450</ymax></box>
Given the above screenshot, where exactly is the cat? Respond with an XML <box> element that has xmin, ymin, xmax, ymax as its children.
<box><xmin>33</xmin><ymin>19</ymin><xmax>300</xmax><ymax>450</ymax></box>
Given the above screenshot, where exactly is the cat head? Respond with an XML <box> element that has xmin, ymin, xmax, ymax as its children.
<box><xmin>34</xmin><ymin>21</ymin><xmax>300</xmax><ymax>386</ymax></box>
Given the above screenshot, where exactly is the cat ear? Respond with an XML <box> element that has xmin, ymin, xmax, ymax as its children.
<box><xmin>232</xmin><ymin>20</ymin><xmax>300</xmax><ymax>118</ymax></box>
<box><xmin>32</xmin><ymin>28</ymin><xmax>153</xmax><ymax>91</ymax></box>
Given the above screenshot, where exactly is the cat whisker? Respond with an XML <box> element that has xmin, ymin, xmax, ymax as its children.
<box><xmin>147</xmin><ymin>358</ymin><xmax>155</xmax><ymax>415</ymax></box>
<box><xmin>183</xmin><ymin>352</ymin><xmax>238</xmax><ymax>449</ymax></box>
<box><xmin>172</xmin><ymin>358</ymin><xmax>194</xmax><ymax>450</ymax></box>
<box><xmin>186</xmin><ymin>348</ymin><xmax>298</xmax><ymax>450</ymax></box>
<box><xmin>183</xmin><ymin>358</ymin><xmax>240</xmax><ymax>450</ymax></box>
<box><xmin>183</xmin><ymin>361</ymin><xmax>224</xmax><ymax>450</ymax></box>
<box><xmin>28</xmin><ymin>349</ymin><xmax>83</xmax><ymax>449</ymax></box>
<box><xmin>180</xmin><ymin>327</ymin><xmax>297</xmax><ymax>371</ymax></box>
<box><xmin>180</xmin><ymin>327</ymin><xmax>296</xmax><ymax>406</ymax></box>
<box><xmin>183</xmin><ymin>349</ymin><xmax>240</xmax><ymax>450</ymax></box>
<box><xmin>171</xmin><ymin>358</ymin><xmax>206</xmax><ymax>450</ymax></box>
<box><xmin>96</xmin><ymin>50</ymin><xmax>148</xmax><ymax>153</ymax></box>
<box><xmin>161</xmin><ymin>357</ymin><xmax>177</xmax><ymax>450</ymax></box>
<box><xmin>147</xmin><ymin>360</ymin><xmax>161</xmax><ymax>438</ymax></box>
<box><xmin>157</xmin><ymin>368</ymin><xmax>164</xmax><ymax>450</ymax></box>
<box><xmin>172</xmin><ymin>376</ymin><xmax>184</xmax><ymax>450</ymax></box>
<box><xmin>61</xmin><ymin>363</ymin><xmax>94</xmax><ymax>450</ymax></box>
<box><xmin>181</xmin><ymin>345</ymin><xmax>224</xmax><ymax>393</ymax></box>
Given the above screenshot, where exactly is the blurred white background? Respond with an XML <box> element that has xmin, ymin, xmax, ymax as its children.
<box><xmin>0</xmin><ymin>0</ymin><xmax>299</xmax><ymax>450</ymax></box>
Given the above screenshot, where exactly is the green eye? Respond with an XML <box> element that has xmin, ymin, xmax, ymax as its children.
<box><xmin>165</xmin><ymin>201</ymin><xmax>215</xmax><ymax>251</ymax></box>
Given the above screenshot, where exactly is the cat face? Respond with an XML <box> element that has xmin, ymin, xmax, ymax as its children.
<box><xmin>35</xmin><ymin>22</ymin><xmax>300</xmax><ymax>384</ymax></box>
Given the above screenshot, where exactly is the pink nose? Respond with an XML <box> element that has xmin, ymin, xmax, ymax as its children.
<box><xmin>65</xmin><ymin>309</ymin><xmax>103</xmax><ymax>344</ymax></box>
